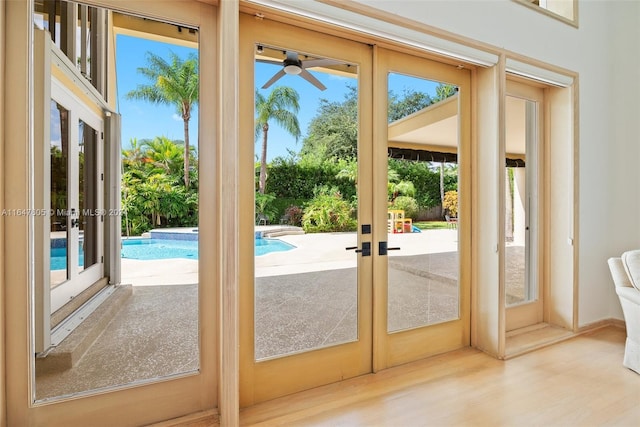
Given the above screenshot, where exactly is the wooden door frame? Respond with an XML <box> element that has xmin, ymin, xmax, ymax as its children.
<box><xmin>238</xmin><ymin>13</ymin><xmax>374</xmax><ymax>407</ymax></box>
<box><xmin>5</xmin><ymin>1</ymin><xmax>218</xmax><ymax>425</ymax></box>
<box><xmin>372</xmin><ymin>47</ymin><xmax>472</xmax><ymax>370</ymax></box>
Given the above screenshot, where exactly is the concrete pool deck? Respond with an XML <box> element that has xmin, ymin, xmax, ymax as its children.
<box><xmin>121</xmin><ymin>228</ymin><xmax>462</xmax><ymax>284</ymax></box>
<box><xmin>37</xmin><ymin>229</ymin><xmax>525</xmax><ymax>399</ymax></box>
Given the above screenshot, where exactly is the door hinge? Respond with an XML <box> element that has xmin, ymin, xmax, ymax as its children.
<box><xmin>101</xmin><ymin>255</ymin><xmax>104</xmax><ymax>263</ymax></box>
<box><xmin>101</xmin><ymin>173</ymin><xmax>104</xmax><ymax>181</ymax></box>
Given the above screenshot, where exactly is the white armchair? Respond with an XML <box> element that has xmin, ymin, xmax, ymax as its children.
<box><xmin>608</xmin><ymin>250</ymin><xmax>640</xmax><ymax>374</ymax></box>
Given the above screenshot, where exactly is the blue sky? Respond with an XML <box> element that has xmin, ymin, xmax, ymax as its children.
<box><xmin>117</xmin><ymin>36</ymin><xmax>442</xmax><ymax>161</ymax></box>
<box><xmin>116</xmin><ymin>35</ymin><xmax>199</xmax><ymax>149</ymax></box>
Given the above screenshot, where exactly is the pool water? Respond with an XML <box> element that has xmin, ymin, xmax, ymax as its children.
<box><xmin>50</xmin><ymin>237</ymin><xmax>295</xmax><ymax>270</ymax></box>
<box><xmin>255</xmin><ymin>237</ymin><xmax>296</xmax><ymax>256</ymax></box>
<box><xmin>121</xmin><ymin>239</ymin><xmax>199</xmax><ymax>260</ymax></box>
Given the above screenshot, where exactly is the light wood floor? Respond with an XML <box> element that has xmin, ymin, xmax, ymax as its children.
<box><xmin>161</xmin><ymin>326</ymin><xmax>638</xmax><ymax>426</ymax></box>
<box><xmin>237</xmin><ymin>326</ymin><xmax>639</xmax><ymax>426</ymax></box>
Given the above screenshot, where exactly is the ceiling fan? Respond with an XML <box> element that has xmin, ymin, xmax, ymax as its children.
<box><xmin>257</xmin><ymin>50</ymin><xmax>342</xmax><ymax>91</ymax></box>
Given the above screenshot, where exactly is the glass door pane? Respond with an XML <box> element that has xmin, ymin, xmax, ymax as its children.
<box><xmin>386</xmin><ymin>73</ymin><xmax>460</xmax><ymax>332</ymax></box>
<box><xmin>505</xmin><ymin>96</ymin><xmax>538</xmax><ymax>307</ymax></box>
<box><xmin>253</xmin><ymin>44</ymin><xmax>360</xmax><ymax>360</ymax></box>
<box><xmin>78</xmin><ymin>119</ymin><xmax>99</xmax><ymax>272</ymax></box>
<box><xmin>50</xmin><ymin>100</ymin><xmax>70</xmax><ymax>288</ymax></box>
<box><xmin>375</xmin><ymin>48</ymin><xmax>470</xmax><ymax>370</ymax></box>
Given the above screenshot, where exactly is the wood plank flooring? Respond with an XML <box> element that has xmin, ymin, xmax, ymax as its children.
<box><xmin>238</xmin><ymin>326</ymin><xmax>639</xmax><ymax>426</ymax></box>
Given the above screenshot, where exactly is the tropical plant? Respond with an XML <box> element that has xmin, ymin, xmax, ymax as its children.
<box><xmin>126</xmin><ymin>51</ymin><xmax>199</xmax><ymax>188</ymax></box>
<box><xmin>336</xmin><ymin>160</ymin><xmax>358</xmax><ymax>184</ymax></box>
<box><xmin>122</xmin><ymin>137</ymin><xmax>146</xmax><ymax>170</ymax></box>
<box><xmin>142</xmin><ymin>136</ymin><xmax>188</xmax><ymax>175</ymax></box>
<box><xmin>302</xmin><ymin>186</ymin><xmax>357</xmax><ymax>233</ymax></box>
<box><xmin>121</xmin><ymin>136</ymin><xmax>198</xmax><ymax>235</ymax></box>
<box><xmin>390</xmin><ymin>195</ymin><xmax>419</xmax><ymax>219</ymax></box>
<box><xmin>255</xmin><ymin>192</ymin><xmax>278</xmax><ymax>223</ymax></box>
<box><xmin>388</xmin><ymin>180</ymin><xmax>416</xmax><ymax>202</ymax></box>
<box><xmin>255</xmin><ymin>86</ymin><xmax>301</xmax><ymax>194</ymax></box>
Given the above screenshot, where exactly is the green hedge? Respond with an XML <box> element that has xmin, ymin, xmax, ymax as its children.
<box><xmin>264</xmin><ymin>159</ymin><xmax>356</xmax><ymax>201</ymax></box>
<box><xmin>265</xmin><ymin>158</ymin><xmax>455</xmax><ymax>211</ymax></box>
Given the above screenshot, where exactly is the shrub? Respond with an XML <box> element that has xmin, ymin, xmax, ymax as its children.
<box><xmin>443</xmin><ymin>190</ymin><xmax>458</xmax><ymax>217</ymax></box>
<box><xmin>283</xmin><ymin>205</ymin><xmax>304</xmax><ymax>226</ymax></box>
<box><xmin>255</xmin><ymin>192</ymin><xmax>278</xmax><ymax>223</ymax></box>
<box><xmin>390</xmin><ymin>195</ymin><xmax>419</xmax><ymax>219</ymax></box>
<box><xmin>302</xmin><ymin>186</ymin><xmax>357</xmax><ymax>233</ymax></box>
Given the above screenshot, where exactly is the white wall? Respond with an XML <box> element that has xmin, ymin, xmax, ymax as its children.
<box><xmin>354</xmin><ymin>0</ymin><xmax>640</xmax><ymax>324</ymax></box>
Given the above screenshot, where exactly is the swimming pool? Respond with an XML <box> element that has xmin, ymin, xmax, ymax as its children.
<box><xmin>50</xmin><ymin>237</ymin><xmax>296</xmax><ymax>270</ymax></box>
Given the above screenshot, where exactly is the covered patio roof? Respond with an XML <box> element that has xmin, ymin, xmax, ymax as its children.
<box><xmin>388</xmin><ymin>93</ymin><xmax>527</xmax><ymax>166</ymax></box>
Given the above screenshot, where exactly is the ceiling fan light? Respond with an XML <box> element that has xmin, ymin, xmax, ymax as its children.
<box><xmin>284</xmin><ymin>64</ymin><xmax>302</xmax><ymax>75</ymax></box>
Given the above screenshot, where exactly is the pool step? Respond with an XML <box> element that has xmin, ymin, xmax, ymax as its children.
<box><xmin>257</xmin><ymin>226</ymin><xmax>304</xmax><ymax>238</ymax></box>
<box><xmin>263</xmin><ymin>229</ymin><xmax>305</xmax><ymax>238</ymax></box>
<box><xmin>36</xmin><ymin>285</ymin><xmax>133</xmax><ymax>376</ymax></box>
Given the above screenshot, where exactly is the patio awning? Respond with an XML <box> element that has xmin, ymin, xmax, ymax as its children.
<box><xmin>387</xmin><ymin>147</ymin><xmax>525</xmax><ymax>167</ymax></box>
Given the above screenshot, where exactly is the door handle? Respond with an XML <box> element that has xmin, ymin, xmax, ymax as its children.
<box><xmin>345</xmin><ymin>241</ymin><xmax>371</xmax><ymax>256</ymax></box>
<box><xmin>378</xmin><ymin>241</ymin><xmax>400</xmax><ymax>256</ymax></box>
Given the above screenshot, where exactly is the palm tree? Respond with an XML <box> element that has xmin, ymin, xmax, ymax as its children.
<box><xmin>142</xmin><ymin>136</ymin><xmax>186</xmax><ymax>176</ymax></box>
<box><xmin>255</xmin><ymin>87</ymin><xmax>301</xmax><ymax>194</ymax></box>
<box><xmin>126</xmin><ymin>51</ymin><xmax>198</xmax><ymax>188</ymax></box>
<box><xmin>122</xmin><ymin>137</ymin><xmax>146</xmax><ymax>170</ymax></box>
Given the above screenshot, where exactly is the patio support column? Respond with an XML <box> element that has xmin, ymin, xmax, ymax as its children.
<box><xmin>218</xmin><ymin>0</ymin><xmax>240</xmax><ymax>425</ymax></box>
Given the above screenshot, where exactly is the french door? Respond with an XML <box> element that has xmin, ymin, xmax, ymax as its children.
<box><xmin>240</xmin><ymin>17</ymin><xmax>470</xmax><ymax>406</ymax></box>
<box><xmin>373</xmin><ymin>48</ymin><xmax>471</xmax><ymax>369</ymax></box>
<box><xmin>48</xmin><ymin>77</ymin><xmax>105</xmax><ymax>319</ymax></box>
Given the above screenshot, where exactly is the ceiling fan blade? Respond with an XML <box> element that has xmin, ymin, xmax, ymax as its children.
<box><xmin>300</xmin><ymin>69</ymin><xmax>326</xmax><ymax>91</ymax></box>
<box><xmin>262</xmin><ymin>69</ymin><xmax>286</xmax><ymax>89</ymax></box>
<box><xmin>301</xmin><ymin>58</ymin><xmax>343</xmax><ymax>69</ymax></box>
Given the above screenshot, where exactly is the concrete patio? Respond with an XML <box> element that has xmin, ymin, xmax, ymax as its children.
<box><xmin>36</xmin><ymin>228</ymin><xmax>526</xmax><ymax>400</ymax></box>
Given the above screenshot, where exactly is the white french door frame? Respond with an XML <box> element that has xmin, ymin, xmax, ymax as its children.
<box><xmin>49</xmin><ymin>76</ymin><xmax>105</xmax><ymax>314</ymax></box>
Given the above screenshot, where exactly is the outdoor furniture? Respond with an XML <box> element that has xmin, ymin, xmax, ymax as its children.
<box><xmin>256</xmin><ymin>213</ymin><xmax>268</xmax><ymax>226</ymax></box>
<box><xmin>445</xmin><ymin>214</ymin><xmax>458</xmax><ymax>229</ymax></box>
<box><xmin>608</xmin><ymin>250</ymin><xmax>640</xmax><ymax>374</ymax></box>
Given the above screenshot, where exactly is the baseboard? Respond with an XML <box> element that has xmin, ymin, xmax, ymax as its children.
<box><xmin>577</xmin><ymin>318</ymin><xmax>626</xmax><ymax>334</ymax></box>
